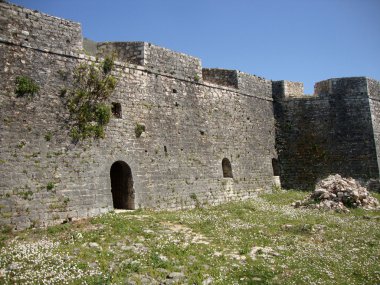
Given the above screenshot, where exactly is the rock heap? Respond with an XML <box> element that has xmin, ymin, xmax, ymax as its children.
<box><xmin>293</xmin><ymin>174</ymin><xmax>380</xmax><ymax>212</ymax></box>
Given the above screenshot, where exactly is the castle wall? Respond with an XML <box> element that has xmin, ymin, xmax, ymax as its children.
<box><xmin>202</xmin><ymin>69</ymin><xmax>238</xmax><ymax>88</ymax></box>
<box><xmin>96</xmin><ymin>42</ymin><xmax>145</xmax><ymax>65</ymax></box>
<box><xmin>0</xmin><ymin>2</ymin><xmax>82</xmax><ymax>53</ymax></box>
<box><xmin>274</xmin><ymin>78</ymin><xmax>379</xmax><ymax>189</ymax></box>
<box><xmin>1</xmin><ymin>2</ymin><xmax>379</xmax><ymax>230</ymax></box>
<box><xmin>97</xmin><ymin>42</ymin><xmax>202</xmax><ymax>81</ymax></box>
<box><xmin>368</xmin><ymin>79</ymin><xmax>380</xmax><ymax>177</ymax></box>
<box><xmin>0</xmin><ymin>3</ymin><xmax>276</xmax><ymax>230</ymax></box>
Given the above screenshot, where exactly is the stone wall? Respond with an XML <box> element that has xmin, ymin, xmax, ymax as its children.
<box><xmin>97</xmin><ymin>42</ymin><xmax>202</xmax><ymax>81</ymax></box>
<box><xmin>202</xmin><ymin>69</ymin><xmax>238</xmax><ymax>88</ymax></box>
<box><xmin>0</xmin><ymin>2</ymin><xmax>277</xmax><ymax>230</ymax></box>
<box><xmin>274</xmin><ymin>78</ymin><xmax>379</xmax><ymax>189</ymax></box>
<box><xmin>368</xmin><ymin>78</ymin><xmax>380</xmax><ymax>178</ymax></box>
<box><xmin>0</xmin><ymin>2</ymin><xmax>82</xmax><ymax>53</ymax></box>
<box><xmin>237</xmin><ymin>72</ymin><xmax>272</xmax><ymax>98</ymax></box>
<box><xmin>272</xmin><ymin>80</ymin><xmax>304</xmax><ymax>99</ymax></box>
<box><xmin>97</xmin><ymin>42</ymin><xmax>145</xmax><ymax>65</ymax></box>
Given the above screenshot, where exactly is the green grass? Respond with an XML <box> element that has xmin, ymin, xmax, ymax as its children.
<box><xmin>0</xmin><ymin>190</ymin><xmax>379</xmax><ymax>284</ymax></box>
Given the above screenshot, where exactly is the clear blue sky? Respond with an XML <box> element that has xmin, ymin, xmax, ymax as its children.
<box><xmin>9</xmin><ymin>0</ymin><xmax>380</xmax><ymax>94</ymax></box>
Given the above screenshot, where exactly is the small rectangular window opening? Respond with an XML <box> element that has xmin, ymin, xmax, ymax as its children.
<box><xmin>112</xmin><ymin>102</ymin><xmax>122</xmax><ymax>118</ymax></box>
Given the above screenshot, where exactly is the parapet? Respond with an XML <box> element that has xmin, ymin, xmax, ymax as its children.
<box><xmin>272</xmin><ymin>80</ymin><xmax>305</xmax><ymax>100</ymax></box>
<box><xmin>202</xmin><ymin>68</ymin><xmax>238</xmax><ymax>88</ymax></box>
<box><xmin>314</xmin><ymin>77</ymin><xmax>368</xmax><ymax>97</ymax></box>
<box><xmin>97</xmin><ymin>42</ymin><xmax>202</xmax><ymax>80</ymax></box>
<box><xmin>202</xmin><ymin>69</ymin><xmax>272</xmax><ymax>98</ymax></box>
<box><xmin>0</xmin><ymin>2</ymin><xmax>83</xmax><ymax>53</ymax></box>
<box><xmin>237</xmin><ymin>71</ymin><xmax>272</xmax><ymax>98</ymax></box>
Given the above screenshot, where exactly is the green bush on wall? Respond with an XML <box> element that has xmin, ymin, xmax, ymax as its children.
<box><xmin>135</xmin><ymin>123</ymin><xmax>146</xmax><ymax>138</ymax></box>
<box><xmin>67</xmin><ymin>56</ymin><xmax>117</xmax><ymax>141</ymax></box>
<box><xmin>15</xmin><ymin>75</ymin><xmax>40</xmax><ymax>97</ymax></box>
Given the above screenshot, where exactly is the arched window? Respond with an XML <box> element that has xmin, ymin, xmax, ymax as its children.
<box><xmin>222</xmin><ymin>158</ymin><xmax>233</xmax><ymax>178</ymax></box>
<box><xmin>110</xmin><ymin>161</ymin><xmax>135</xmax><ymax>209</ymax></box>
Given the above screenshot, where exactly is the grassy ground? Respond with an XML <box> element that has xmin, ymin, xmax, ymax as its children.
<box><xmin>0</xmin><ymin>190</ymin><xmax>379</xmax><ymax>285</ymax></box>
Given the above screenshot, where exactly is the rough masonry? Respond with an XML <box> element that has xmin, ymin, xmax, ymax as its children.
<box><xmin>0</xmin><ymin>2</ymin><xmax>379</xmax><ymax>230</ymax></box>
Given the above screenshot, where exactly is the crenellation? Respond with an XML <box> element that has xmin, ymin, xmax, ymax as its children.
<box><xmin>272</xmin><ymin>80</ymin><xmax>305</xmax><ymax>99</ymax></box>
<box><xmin>0</xmin><ymin>2</ymin><xmax>379</xmax><ymax>230</ymax></box>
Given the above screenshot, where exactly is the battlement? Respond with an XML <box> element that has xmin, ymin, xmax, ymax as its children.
<box><xmin>202</xmin><ymin>68</ymin><xmax>272</xmax><ymax>98</ymax></box>
<box><xmin>202</xmin><ymin>68</ymin><xmax>238</xmax><ymax>88</ymax></box>
<box><xmin>0</xmin><ymin>2</ymin><xmax>82</xmax><ymax>53</ymax></box>
<box><xmin>272</xmin><ymin>80</ymin><xmax>305</xmax><ymax>100</ymax></box>
<box><xmin>314</xmin><ymin>77</ymin><xmax>368</xmax><ymax>97</ymax></box>
<box><xmin>97</xmin><ymin>41</ymin><xmax>202</xmax><ymax>80</ymax></box>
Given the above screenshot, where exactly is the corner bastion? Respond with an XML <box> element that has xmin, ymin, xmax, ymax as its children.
<box><xmin>0</xmin><ymin>2</ymin><xmax>379</xmax><ymax>229</ymax></box>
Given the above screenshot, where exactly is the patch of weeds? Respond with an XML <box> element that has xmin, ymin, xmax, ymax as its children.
<box><xmin>150</xmin><ymin>252</ymin><xmax>169</xmax><ymax>269</ymax></box>
<box><xmin>67</xmin><ymin>56</ymin><xmax>116</xmax><ymax>141</ymax></box>
<box><xmin>272</xmin><ymin>184</ymin><xmax>282</xmax><ymax>192</ymax></box>
<box><xmin>44</xmin><ymin>132</ymin><xmax>53</xmax><ymax>141</ymax></box>
<box><xmin>57</xmin><ymin>69</ymin><xmax>69</xmax><ymax>81</ymax></box>
<box><xmin>46</xmin><ymin>182</ymin><xmax>55</xmax><ymax>191</ymax></box>
<box><xmin>0</xmin><ymin>224</ymin><xmax>12</xmax><ymax>234</ymax></box>
<box><xmin>16</xmin><ymin>140</ymin><xmax>26</xmax><ymax>149</ymax></box>
<box><xmin>19</xmin><ymin>190</ymin><xmax>33</xmax><ymax>200</ymax></box>
<box><xmin>15</xmin><ymin>75</ymin><xmax>40</xmax><ymax>97</ymax></box>
<box><xmin>135</xmin><ymin>123</ymin><xmax>146</xmax><ymax>138</ymax></box>
<box><xmin>190</xmin><ymin>193</ymin><xmax>201</xmax><ymax>208</ymax></box>
<box><xmin>122</xmin><ymin>260</ymin><xmax>141</xmax><ymax>273</ymax></box>
<box><xmin>60</xmin><ymin>88</ymin><xmax>67</xmax><ymax>97</ymax></box>
<box><xmin>194</xmin><ymin>74</ymin><xmax>200</xmax><ymax>82</ymax></box>
<box><xmin>102</xmin><ymin>56</ymin><xmax>114</xmax><ymax>74</ymax></box>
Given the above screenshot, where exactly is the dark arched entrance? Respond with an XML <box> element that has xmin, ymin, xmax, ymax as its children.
<box><xmin>222</xmin><ymin>158</ymin><xmax>233</xmax><ymax>178</ymax></box>
<box><xmin>110</xmin><ymin>161</ymin><xmax>135</xmax><ymax>210</ymax></box>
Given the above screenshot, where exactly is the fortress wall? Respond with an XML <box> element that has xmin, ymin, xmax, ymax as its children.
<box><xmin>97</xmin><ymin>42</ymin><xmax>145</xmax><ymax>65</ymax></box>
<box><xmin>272</xmin><ymin>80</ymin><xmax>304</xmax><ymax>99</ymax></box>
<box><xmin>126</xmin><ymin>72</ymin><xmax>276</xmax><ymax>211</ymax></box>
<box><xmin>0</xmin><ymin>2</ymin><xmax>82</xmax><ymax>53</ymax></box>
<box><xmin>97</xmin><ymin>42</ymin><xmax>203</xmax><ymax>81</ymax></box>
<box><xmin>237</xmin><ymin>72</ymin><xmax>272</xmax><ymax>98</ymax></box>
<box><xmin>202</xmin><ymin>69</ymin><xmax>238</xmax><ymax>88</ymax></box>
<box><xmin>274</xmin><ymin>78</ymin><xmax>379</xmax><ymax>189</ymax></box>
<box><xmin>368</xmin><ymin>79</ymin><xmax>380</xmax><ymax>177</ymax></box>
<box><xmin>143</xmin><ymin>43</ymin><xmax>202</xmax><ymax>80</ymax></box>
<box><xmin>0</xmin><ymin>3</ymin><xmax>277</xmax><ymax>229</ymax></box>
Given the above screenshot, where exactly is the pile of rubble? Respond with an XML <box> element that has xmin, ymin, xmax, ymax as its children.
<box><xmin>293</xmin><ymin>174</ymin><xmax>380</xmax><ymax>212</ymax></box>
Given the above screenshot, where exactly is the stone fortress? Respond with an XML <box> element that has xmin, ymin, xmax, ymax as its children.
<box><xmin>0</xmin><ymin>2</ymin><xmax>379</xmax><ymax>230</ymax></box>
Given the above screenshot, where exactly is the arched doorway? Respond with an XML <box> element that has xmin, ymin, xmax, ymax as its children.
<box><xmin>222</xmin><ymin>158</ymin><xmax>233</xmax><ymax>178</ymax></box>
<box><xmin>110</xmin><ymin>161</ymin><xmax>135</xmax><ymax>209</ymax></box>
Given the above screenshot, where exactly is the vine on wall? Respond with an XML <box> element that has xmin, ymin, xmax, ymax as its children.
<box><xmin>67</xmin><ymin>56</ymin><xmax>117</xmax><ymax>141</ymax></box>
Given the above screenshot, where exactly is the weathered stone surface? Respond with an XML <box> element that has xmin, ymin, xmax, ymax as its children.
<box><xmin>274</xmin><ymin>77</ymin><xmax>380</xmax><ymax>190</ymax></box>
<box><xmin>0</xmin><ymin>3</ymin><xmax>278</xmax><ymax>230</ymax></box>
<box><xmin>0</xmin><ymin>2</ymin><xmax>379</xmax><ymax>230</ymax></box>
